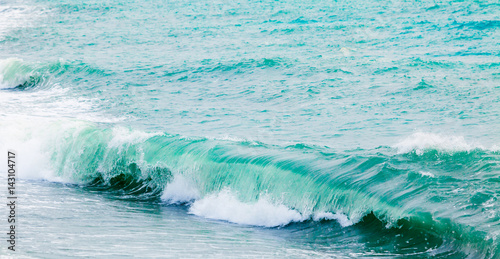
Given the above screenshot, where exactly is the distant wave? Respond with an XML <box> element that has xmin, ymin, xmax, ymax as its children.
<box><xmin>0</xmin><ymin>58</ymin><xmax>109</xmax><ymax>90</ymax></box>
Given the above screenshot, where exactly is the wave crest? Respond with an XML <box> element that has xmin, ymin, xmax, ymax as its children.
<box><xmin>393</xmin><ymin>132</ymin><xmax>494</xmax><ymax>155</ymax></box>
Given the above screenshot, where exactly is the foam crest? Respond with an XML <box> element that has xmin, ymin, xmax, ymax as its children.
<box><xmin>189</xmin><ymin>189</ymin><xmax>306</xmax><ymax>227</ymax></box>
<box><xmin>394</xmin><ymin>132</ymin><xmax>481</xmax><ymax>155</ymax></box>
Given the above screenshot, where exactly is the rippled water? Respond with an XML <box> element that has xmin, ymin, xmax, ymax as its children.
<box><xmin>1</xmin><ymin>0</ymin><xmax>499</xmax><ymax>257</ymax></box>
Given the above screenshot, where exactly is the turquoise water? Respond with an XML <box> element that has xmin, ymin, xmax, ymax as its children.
<box><xmin>0</xmin><ymin>0</ymin><xmax>499</xmax><ymax>257</ymax></box>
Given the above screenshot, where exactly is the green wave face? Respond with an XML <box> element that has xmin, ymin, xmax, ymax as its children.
<box><xmin>5</xmin><ymin>118</ymin><xmax>497</xmax><ymax>257</ymax></box>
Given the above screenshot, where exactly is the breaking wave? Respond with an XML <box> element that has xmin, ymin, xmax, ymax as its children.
<box><xmin>0</xmin><ymin>117</ymin><xmax>498</xmax><ymax>257</ymax></box>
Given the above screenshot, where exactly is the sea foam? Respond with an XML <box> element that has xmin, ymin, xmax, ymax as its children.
<box><xmin>184</xmin><ymin>189</ymin><xmax>357</xmax><ymax>228</ymax></box>
<box><xmin>188</xmin><ymin>189</ymin><xmax>306</xmax><ymax>227</ymax></box>
<box><xmin>161</xmin><ymin>174</ymin><xmax>200</xmax><ymax>204</ymax></box>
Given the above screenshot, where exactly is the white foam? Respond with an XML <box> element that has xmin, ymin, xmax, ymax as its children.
<box><xmin>161</xmin><ymin>174</ymin><xmax>200</xmax><ymax>204</ymax></box>
<box><xmin>313</xmin><ymin>212</ymin><xmax>354</xmax><ymax>227</ymax></box>
<box><xmin>418</xmin><ymin>171</ymin><xmax>435</xmax><ymax>178</ymax></box>
<box><xmin>0</xmin><ymin>117</ymin><xmax>81</xmax><ymax>182</ymax></box>
<box><xmin>188</xmin><ymin>189</ymin><xmax>306</xmax><ymax>227</ymax></box>
<box><xmin>0</xmin><ymin>137</ymin><xmax>57</xmax><ymax>182</ymax></box>
<box><xmin>393</xmin><ymin>132</ymin><xmax>484</xmax><ymax>155</ymax></box>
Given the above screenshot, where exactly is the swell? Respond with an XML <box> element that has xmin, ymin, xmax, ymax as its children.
<box><xmin>2</xmin><ymin>119</ymin><xmax>499</xmax><ymax>257</ymax></box>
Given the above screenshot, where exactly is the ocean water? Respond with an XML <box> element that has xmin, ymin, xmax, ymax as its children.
<box><xmin>0</xmin><ymin>0</ymin><xmax>499</xmax><ymax>257</ymax></box>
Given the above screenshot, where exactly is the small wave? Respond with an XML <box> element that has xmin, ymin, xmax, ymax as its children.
<box><xmin>413</xmin><ymin>79</ymin><xmax>434</xmax><ymax>90</ymax></box>
<box><xmin>455</xmin><ymin>20</ymin><xmax>500</xmax><ymax>31</ymax></box>
<box><xmin>0</xmin><ymin>58</ymin><xmax>110</xmax><ymax>90</ymax></box>
<box><xmin>161</xmin><ymin>57</ymin><xmax>289</xmax><ymax>81</ymax></box>
<box><xmin>0</xmin><ymin>57</ymin><xmax>48</xmax><ymax>90</ymax></box>
<box><xmin>0</xmin><ymin>59</ymin><xmax>120</xmax><ymax>122</ymax></box>
<box><xmin>0</xmin><ymin>58</ymin><xmax>37</xmax><ymax>89</ymax></box>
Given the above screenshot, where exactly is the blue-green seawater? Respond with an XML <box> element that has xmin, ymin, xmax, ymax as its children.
<box><xmin>0</xmin><ymin>0</ymin><xmax>499</xmax><ymax>257</ymax></box>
